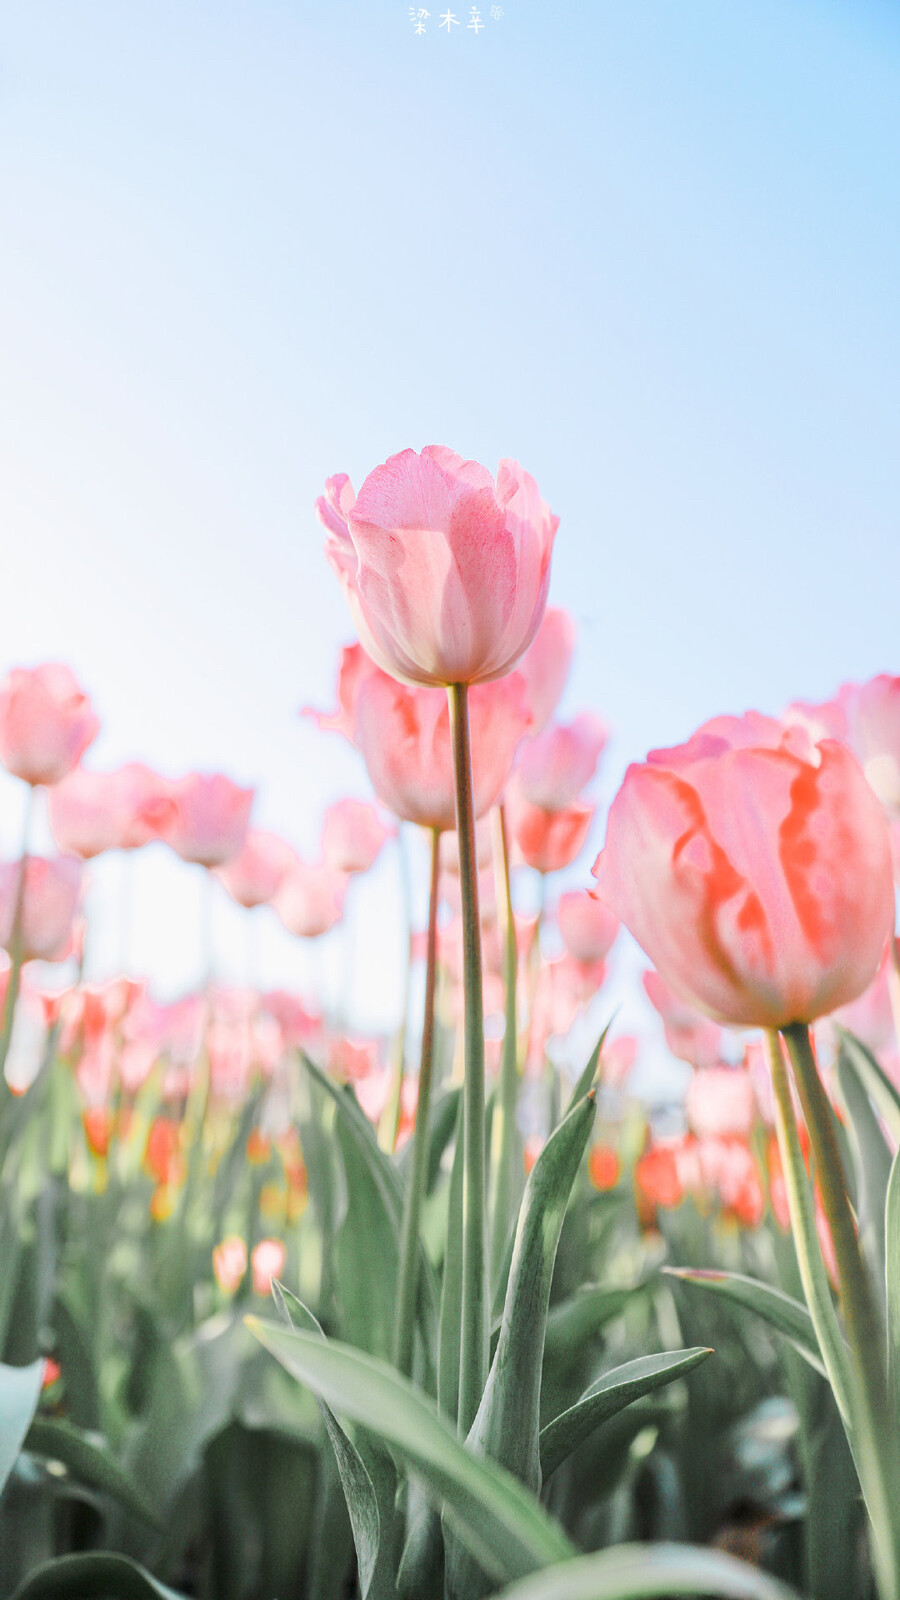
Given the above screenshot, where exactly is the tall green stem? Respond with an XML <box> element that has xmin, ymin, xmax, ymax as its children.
<box><xmin>393</xmin><ymin>826</ymin><xmax>441</xmax><ymax>1376</ymax></box>
<box><xmin>489</xmin><ymin>802</ymin><xmax>520</xmax><ymax>1284</ymax></box>
<box><xmin>782</xmin><ymin>1021</ymin><xmax>900</xmax><ymax>1600</ymax></box>
<box><xmin>447</xmin><ymin>682</ymin><xmax>488</xmax><ymax>1433</ymax></box>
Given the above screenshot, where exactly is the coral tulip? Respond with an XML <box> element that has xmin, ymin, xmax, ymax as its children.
<box><xmin>0</xmin><ymin>664</ymin><xmax>99</xmax><ymax>787</ymax></box>
<box><xmin>788</xmin><ymin>674</ymin><xmax>900</xmax><ymax>816</ymax></box>
<box><xmin>642</xmin><ymin>970</ymin><xmax>723</xmax><ymax>1071</ymax></box>
<box><xmin>251</xmin><ymin>1237</ymin><xmax>286</xmax><ymax>1296</ymax></box>
<box><xmin>319</xmin><ymin>446</ymin><xmax>558</xmax><ymax>686</ymax></box>
<box><xmin>507</xmin><ymin>790</ymin><xmax>594</xmax><ymax>874</ymax></box>
<box><xmin>593</xmin><ymin>712</ymin><xmax>894</xmax><ymax>1029</ymax></box>
<box><xmin>213</xmin><ymin>1235</ymin><xmax>248</xmax><ymax>1294</ymax></box>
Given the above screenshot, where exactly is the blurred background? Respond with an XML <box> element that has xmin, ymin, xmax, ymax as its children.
<box><xmin>1</xmin><ymin>0</ymin><xmax>898</xmax><ymax>1070</ymax></box>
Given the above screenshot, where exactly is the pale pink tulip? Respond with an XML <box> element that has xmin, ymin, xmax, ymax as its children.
<box><xmin>642</xmin><ymin>970</ymin><xmax>723</xmax><ymax>1071</ymax></box>
<box><xmin>788</xmin><ymin>675</ymin><xmax>900</xmax><ymax>816</ymax></box>
<box><xmin>322</xmin><ymin>799</ymin><xmax>392</xmax><ymax>874</ymax></box>
<box><xmin>594</xmin><ymin>712</ymin><xmax>894</xmax><ymax>1029</ymax></box>
<box><xmin>251</xmin><ymin>1237</ymin><xmax>287</xmax><ymax>1296</ymax></box>
<box><xmin>163</xmin><ymin>773</ymin><xmax>254</xmax><ymax>868</ymax></box>
<box><xmin>557</xmin><ymin>890</ymin><xmax>619</xmax><ymax>965</ymax></box>
<box><xmin>0</xmin><ymin>664</ymin><xmax>99</xmax><ymax>787</ymax></box>
<box><xmin>319</xmin><ymin>446</ymin><xmax>558</xmax><ymax>686</ymax></box>
<box><xmin>353</xmin><ymin>667</ymin><xmax>531</xmax><ymax>831</ymax></box>
<box><xmin>686</xmin><ymin>1066</ymin><xmax>756</xmax><ymax>1139</ymax></box>
<box><xmin>48</xmin><ymin>763</ymin><xmax>175</xmax><ymax>858</ymax></box>
<box><xmin>516</xmin><ymin>607</ymin><xmax>576</xmax><ymax>734</ymax></box>
<box><xmin>216</xmin><ymin>830</ymin><xmax>296</xmax><ymax>908</ymax></box>
<box><xmin>0</xmin><ymin>856</ymin><xmax>83</xmax><ymax>962</ymax></box>
<box><xmin>507</xmin><ymin>791</ymin><xmax>594</xmax><ymax>874</ymax></box>
<box><xmin>302</xmin><ymin>643</ymin><xmax>375</xmax><ymax>742</ymax></box>
<box><xmin>275</xmin><ymin>860</ymin><xmax>347</xmax><ymax>939</ymax></box>
<box><xmin>515</xmin><ymin>713</ymin><xmax>608</xmax><ymax>811</ymax></box>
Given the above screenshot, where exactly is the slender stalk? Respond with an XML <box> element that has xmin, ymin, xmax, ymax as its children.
<box><xmin>393</xmin><ymin>826</ymin><xmax>441</xmax><ymax>1376</ymax></box>
<box><xmin>447</xmin><ymin>681</ymin><xmax>488</xmax><ymax>1433</ymax></box>
<box><xmin>0</xmin><ymin>788</ymin><xmax>34</xmax><ymax>1082</ymax></box>
<box><xmin>782</xmin><ymin>1021</ymin><xmax>900</xmax><ymax>1600</ymax></box>
<box><xmin>888</xmin><ymin>939</ymin><xmax>900</xmax><ymax>1064</ymax></box>
<box><xmin>489</xmin><ymin>802</ymin><xmax>520</xmax><ymax>1284</ymax></box>
<box><xmin>380</xmin><ymin>823</ymin><xmax>413</xmax><ymax>1151</ymax></box>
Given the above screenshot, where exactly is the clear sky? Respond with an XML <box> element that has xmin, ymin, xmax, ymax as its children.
<box><xmin>1</xmin><ymin>1</ymin><xmax>898</xmax><ymax>1052</ymax></box>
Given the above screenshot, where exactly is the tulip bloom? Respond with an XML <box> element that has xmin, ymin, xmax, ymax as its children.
<box><xmin>213</xmin><ymin>1235</ymin><xmax>248</xmax><ymax>1294</ymax></box>
<box><xmin>788</xmin><ymin>674</ymin><xmax>900</xmax><ymax>817</ymax></box>
<box><xmin>216</xmin><ymin>829</ymin><xmax>296</xmax><ymax>908</ymax></box>
<box><xmin>0</xmin><ymin>855</ymin><xmax>83</xmax><ymax>962</ymax></box>
<box><xmin>515</xmin><ymin>712</ymin><xmax>607</xmax><ymax>811</ymax></box>
<box><xmin>516</xmin><ymin>607</ymin><xmax>575</xmax><ymax>734</ymax></box>
<box><xmin>274</xmin><ymin>859</ymin><xmax>347</xmax><ymax>939</ymax></box>
<box><xmin>353</xmin><ymin>667</ymin><xmax>531</xmax><ymax>831</ymax></box>
<box><xmin>507</xmin><ymin>789</ymin><xmax>594</xmax><ymax>875</ymax></box>
<box><xmin>557</xmin><ymin>890</ymin><xmax>619</xmax><ymax>965</ymax></box>
<box><xmin>303</xmin><ymin>642</ymin><xmax>373</xmax><ymax>742</ymax></box>
<box><xmin>321</xmin><ymin>799</ymin><xmax>392</xmax><ymax>874</ymax></box>
<box><xmin>0</xmin><ymin>664</ymin><xmax>99</xmax><ymax>787</ymax></box>
<box><xmin>319</xmin><ymin>446</ymin><xmax>558</xmax><ymax>687</ymax></box>
<box><xmin>642</xmin><ymin>970</ymin><xmax>722</xmax><ymax>1071</ymax></box>
<box><xmin>685</xmin><ymin>1066</ymin><xmax>756</xmax><ymax>1139</ymax></box>
<box><xmin>594</xmin><ymin>712</ymin><xmax>894</xmax><ymax>1029</ymax></box>
<box><xmin>48</xmin><ymin>763</ymin><xmax>175</xmax><ymax>858</ymax></box>
<box><xmin>163</xmin><ymin>773</ymin><xmax>254</xmax><ymax>868</ymax></box>
<box><xmin>251</xmin><ymin>1237</ymin><xmax>287</xmax><ymax>1297</ymax></box>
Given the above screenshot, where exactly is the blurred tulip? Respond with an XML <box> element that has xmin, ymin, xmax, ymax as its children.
<box><xmin>515</xmin><ymin>712</ymin><xmax>607</xmax><ymax>810</ymax></box>
<box><xmin>353</xmin><ymin>667</ymin><xmax>531</xmax><ymax>831</ymax></box>
<box><xmin>302</xmin><ymin>642</ymin><xmax>374</xmax><ymax>741</ymax></box>
<box><xmin>0</xmin><ymin>855</ymin><xmax>83</xmax><ymax>962</ymax></box>
<box><xmin>788</xmin><ymin>673</ymin><xmax>900</xmax><ymax>816</ymax></box>
<box><xmin>516</xmin><ymin>606</ymin><xmax>575</xmax><ymax>734</ymax></box>
<box><xmin>251</xmin><ymin>1237</ymin><xmax>287</xmax><ymax>1296</ymax></box>
<box><xmin>163</xmin><ymin>773</ymin><xmax>254</xmax><ymax>868</ymax></box>
<box><xmin>216</xmin><ymin>829</ymin><xmax>296</xmax><ymax>908</ymax></box>
<box><xmin>48</xmin><ymin>763</ymin><xmax>175</xmax><ymax>858</ymax></box>
<box><xmin>642</xmin><ymin>970</ymin><xmax>722</xmax><ymax>1071</ymax></box>
<box><xmin>686</xmin><ymin>1066</ymin><xmax>756</xmax><ymax>1139</ymax></box>
<box><xmin>274</xmin><ymin>859</ymin><xmax>347</xmax><ymax>938</ymax></box>
<box><xmin>588</xmin><ymin>1144</ymin><xmax>619</xmax><ymax>1190</ymax></box>
<box><xmin>320</xmin><ymin>446</ymin><xmax>558</xmax><ymax>686</ymax></box>
<box><xmin>507</xmin><ymin>790</ymin><xmax>594</xmax><ymax>874</ymax></box>
<box><xmin>557</xmin><ymin>890</ymin><xmax>619</xmax><ymax>965</ymax></box>
<box><xmin>322</xmin><ymin>798</ymin><xmax>392</xmax><ymax>874</ymax></box>
<box><xmin>0</xmin><ymin>664</ymin><xmax>99</xmax><ymax>786</ymax></box>
<box><xmin>213</xmin><ymin>1235</ymin><xmax>248</xmax><ymax>1294</ymax></box>
<box><xmin>594</xmin><ymin>712</ymin><xmax>894</xmax><ymax>1029</ymax></box>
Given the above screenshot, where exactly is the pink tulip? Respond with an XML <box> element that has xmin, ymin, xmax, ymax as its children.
<box><xmin>686</xmin><ymin>1066</ymin><xmax>756</xmax><ymax>1139</ymax></box>
<box><xmin>213</xmin><ymin>1235</ymin><xmax>248</xmax><ymax>1294</ymax></box>
<box><xmin>0</xmin><ymin>855</ymin><xmax>83</xmax><ymax>962</ymax></box>
<box><xmin>507</xmin><ymin>791</ymin><xmax>594</xmax><ymax>875</ymax></box>
<box><xmin>321</xmin><ymin>799</ymin><xmax>392</xmax><ymax>874</ymax></box>
<box><xmin>516</xmin><ymin>607</ymin><xmax>575</xmax><ymax>734</ymax></box>
<box><xmin>515</xmin><ymin>713</ymin><xmax>608</xmax><ymax>811</ymax></box>
<box><xmin>319</xmin><ymin>446</ymin><xmax>558</xmax><ymax>687</ymax></box>
<box><xmin>557</xmin><ymin>890</ymin><xmax>619</xmax><ymax>965</ymax></box>
<box><xmin>601</xmin><ymin>1033</ymin><xmax>638</xmax><ymax>1089</ymax></box>
<box><xmin>353</xmin><ymin>667</ymin><xmax>531</xmax><ymax>831</ymax></box>
<box><xmin>303</xmin><ymin>643</ymin><xmax>374</xmax><ymax>742</ymax></box>
<box><xmin>48</xmin><ymin>763</ymin><xmax>175</xmax><ymax>858</ymax></box>
<box><xmin>163</xmin><ymin>773</ymin><xmax>254</xmax><ymax>868</ymax></box>
<box><xmin>251</xmin><ymin>1237</ymin><xmax>287</xmax><ymax>1297</ymax></box>
<box><xmin>275</xmin><ymin>859</ymin><xmax>347</xmax><ymax>939</ymax></box>
<box><xmin>216</xmin><ymin>830</ymin><xmax>296</xmax><ymax>908</ymax></box>
<box><xmin>789</xmin><ymin>674</ymin><xmax>900</xmax><ymax>817</ymax></box>
<box><xmin>642</xmin><ymin>971</ymin><xmax>723</xmax><ymax>1071</ymax></box>
<box><xmin>594</xmin><ymin>712</ymin><xmax>894</xmax><ymax>1029</ymax></box>
<box><xmin>0</xmin><ymin>664</ymin><xmax>99</xmax><ymax>787</ymax></box>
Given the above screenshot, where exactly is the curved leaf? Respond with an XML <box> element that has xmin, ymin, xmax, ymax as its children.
<box><xmin>23</xmin><ymin>1417</ymin><xmax>161</xmax><ymax>1526</ymax></box>
<box><xmin>540</xmin><ymin>1348</ymin><xmax>712</xmax><ymax>1479</ymax></box>
<box><xmin>246</xmin><ymin>1316</ymin><xmax>575</xmax><ymax>1582</ymax></box>
<box><xmin>0</xmin><ymin>1357</ymin><xmax>43</xmax><ymax>1494</ymax></box>
<box><xmin>663</xmin><ymin>1268</ymin><xmax>827</xmax><ymax>1378</ymax></box>
<box><xmin>836</xmin><ymin>1029</ymin><xmax>900</xmax><ymax>1146</ymax></box>
<box><xmin>10</xmin><ymin>1552</ymin><xmax>186</xmax><ymax>1600</ymax></box>
<box><xmin>544</xmin><ymin>1284</ymin><xmax>646</xmax><ymax>1364</ymax></box>
<box><xmin>491</xmin><ymin>1541</ymin><xmax>804</xmax><ymax>1600</ymax></box>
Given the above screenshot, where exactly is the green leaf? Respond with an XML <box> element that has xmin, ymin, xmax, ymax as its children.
<box><xmin>9</xmin><ymin>1553</ymin><xmax>187</xmax><ymax>1599</ymax></box>
<box><xmin>540</xmin><ymin>1348</ymin><xmax>712</xmax><ymax>1480</ymax></box>
<box><xmin>886</xmin><ymin>1149</ymin><xmax>900</xmax><ymax>1416</ymax></box>
<box><xmin>23</xmin><ymin>1417</ymin><xmax>161</xmax><ymax>1526</ymax></box>
<box><xmin>468</xmin><ymin>1092</ymin><xmax>597</xmax><ymax>1492</ymax></box>
<box><xmin>271</xmin><ymin>1283</ymin><xmax>395</xmax><ymax>1600</ymax></box>
<box><xmin>544</xmin><ymin>1284</ymin><xmax>646</xmax><ymax>1365</ymax></box>
<box><xmin>564</xmin><ymin>1019</ymin><xmax>614</xmax><ymax>1116</ymax></box>
<box><xmin>491</xmin><ymin>1541</ymin><xmax>805</xmax><ymax>1600</ymax></box>
<box><xmin>836</xmin><ymin>1043</ymin><xmax>893</xmax><ymax>1289</ymax></box>
<box><xmin>836</xmin><ymin>1029</ymin><xmax>900</xmax><ymax>1145</ymax></box>
<box><xmin>246</xmin><ymin>1317</ymin><xmax>575</xmax><ymax>1582</ymax></box>
<box><xmin>663</xmin><ymin>1269</ymin><xmax>827</xmax><ymax>1379</ymax></box>
<box><xmin>0</xmin><ymin>1357</ymin><xmax>43</xmax><ymax>1494</ymax></box>
<box><xmin>438</xmin><ymin>1094</ymin><xmax>464</xmax><ymax>1426</ymax></box>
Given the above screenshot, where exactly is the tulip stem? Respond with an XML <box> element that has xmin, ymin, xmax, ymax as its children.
<box><xmin>888</xmin><ymin>939</ymin><xmax>900</xmax><ymax>1064</ymax></box>
<box><xmin>393</xmin><ymin>826</ymin><xmax>441</xmax><ymax>1377</ymax></box>
<box><xmin>489</xmin><ymin>802</ymin><xmax>521</xmax><ymax>1286</ymax></box>
<box><xmin>448</xmin><ymin>681</ymin><xmax>488</xmax><ymax>1434</ymax></box>
<box><xmin>782</xmin><ymin>1021</ymin><xmax>900</xmax><ymax>1600</ymax></box>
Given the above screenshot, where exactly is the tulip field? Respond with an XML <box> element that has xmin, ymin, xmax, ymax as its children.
<box><xmin>2</xmin><ymin>446</ymin><xmax>900</xmax><ymax>1600</ymax></box>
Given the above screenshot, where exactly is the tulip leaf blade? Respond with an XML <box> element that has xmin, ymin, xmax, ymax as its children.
<box><xmin>539</xmin><ymin>1347</ymin><xmax>713</xmax><ymax>1480</ymax></box>
<box><xmin>836</xmin><ymin>1028</ymin><xmax>900</xmax><ymax>1145</ymax></box>
<box><xmin>9</xmin><ymin>1553</ymin><xmax>187</xmax><ymax>1600</ymax></box>
<box><xmin>23</xmin><ymin>1417</ymin><xmax>162</xmax><ymax>1527</ymax></box>
<box><xmin>490</xmin><ymin>1540</ymin><xmax>805</xmax><ymax>1600</ymax></box>
<box><xmin>0</xmin><ymin>1357</ymin><xmax>44</xmax><ymax>1496</ymax></box>
<box><xmin>565</xmin><ymin>1018</ymin><xmax>614</xmax><ymax>1116</ymax></box>
<box><xmin>664</xmin><ymin>1268</ymin><xmax>827</xmax><ymax>1378</ymax></box>
<box><xmin>246</xmin><ymin>1317</ymin><xmax>575</xmax><ymax>1582</ymax></box>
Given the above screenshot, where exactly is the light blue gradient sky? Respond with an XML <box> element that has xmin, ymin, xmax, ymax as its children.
<box><xmin>1</xmin><ymin>1</ymin><xmax>898</xmax><ymax>1061</ymax></box>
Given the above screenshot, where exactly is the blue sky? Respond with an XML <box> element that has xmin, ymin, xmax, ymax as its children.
<box><xmin>1</xmin><ymin>0</ymin><xmax>898</xmax><ymax>1050</ymax></box>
